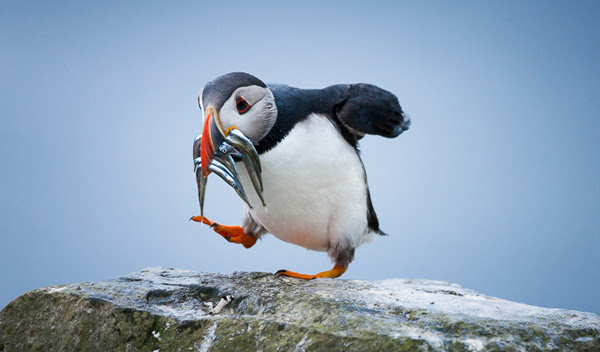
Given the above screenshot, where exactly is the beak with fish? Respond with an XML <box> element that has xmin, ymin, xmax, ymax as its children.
<box><xmin>192</xmin><ymin>105</ymin><xmax>265</xmax><ymax>217</ymax></box>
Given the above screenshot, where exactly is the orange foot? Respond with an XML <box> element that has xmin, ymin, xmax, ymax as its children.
<box><xmin>190</xmin><ymin>216</ymin><xmax>257</xmax><ymax>249</ymax></box>
<box><xmin>276</xmin><ymin>265</ymin><xmax>347</xmax><ymax>280</ymax></box>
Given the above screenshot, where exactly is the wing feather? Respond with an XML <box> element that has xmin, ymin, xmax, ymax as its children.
<box><xmin>334</xmin><ymin>84</ymin><xmax>408</xmax><ymax>140</ymax></box>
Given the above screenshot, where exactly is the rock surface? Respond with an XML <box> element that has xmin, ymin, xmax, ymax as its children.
<box><xmin>1</xmin><ymin>268</ymin><xmax>599</xmax><ymax>351</ymax></box>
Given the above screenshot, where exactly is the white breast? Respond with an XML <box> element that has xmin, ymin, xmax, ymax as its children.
<box><xmin>237</xmin><ymin>114</ymin><xmax>376</xmax><ymax>252</ymax></box>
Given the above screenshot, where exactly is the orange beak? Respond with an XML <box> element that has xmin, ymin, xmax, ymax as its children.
<box><xmin>200</xmin><ymin>107</ymin><xmax>225</xmax><ymax>177</ymax></box>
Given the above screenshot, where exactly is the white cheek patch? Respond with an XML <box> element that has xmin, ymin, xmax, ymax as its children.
<box><xmin>219</xmin><ymin>97</ymin><xmax>239</xmax><ymax>129</ymax></box>
<box><xmin>218</xmin><ymin>86</ymin><xmax>277</xmax><ymax>142</ymax></box>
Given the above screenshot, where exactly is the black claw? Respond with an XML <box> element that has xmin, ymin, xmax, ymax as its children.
<box><xmin>225</xmin><ymin>236</ymin><xmax>231</xmax><ymax>241</ymax></box>
<box><xmin>309</xmin><ymin>276</ymin><xmax>317</xmax><ymax>280</ymax></box>
<box><xmin>275</xmin><ymin>270</ymin><xmax>287</xmax><ymax>275</ymax></box>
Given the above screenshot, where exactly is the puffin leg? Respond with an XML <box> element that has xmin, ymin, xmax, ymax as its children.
<box><xmin>190</xmin><ymin>216</ymin><xmax>257</xmax><ymax>249</ymax></box>
<box><xmin>275</xmin><ymin>264</ymin><xmax>347</xmax><ymax>280</ymax></box>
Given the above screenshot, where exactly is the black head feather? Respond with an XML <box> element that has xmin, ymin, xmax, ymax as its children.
<box><xmin>202</xmin><ymin>72</ymin><xmax>267</xmax><ymax>111</ymax></box>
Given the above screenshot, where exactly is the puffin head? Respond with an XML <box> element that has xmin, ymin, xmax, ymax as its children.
<box><xmin>197</xmin><ymin>72</ymin><xmax>277</xmax><ymax>176</ymax></box>
<box><xmin>193</xmin><ymin>72</ymin><xmax>275</xmax><ymax>216</ymax></box>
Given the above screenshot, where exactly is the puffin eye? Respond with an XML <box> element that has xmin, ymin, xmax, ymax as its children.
<box><xmin>236</xmin><ymin>97</ymin><xmax>251</xmax><ymax>114</ymax></box>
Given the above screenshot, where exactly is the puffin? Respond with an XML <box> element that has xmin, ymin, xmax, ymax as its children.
<box><xmin>191</xmin><ymin>72</ymin><xmax>410</xmax><ymax>280</ymax></box>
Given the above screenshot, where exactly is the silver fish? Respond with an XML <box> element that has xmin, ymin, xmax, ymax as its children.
<box><xmin>193</xmin><ymin>129</ymin><xmax>265</xmax><ymax>216</ymax></box>
<box><xmin>224</xmin><ymin>131</ymin><xmax>265</xmax><ymax>206</ymax></box>
<box><xmin>218</xmin><ymin>142</ymin><xmax>243</xmax><ymax>158</ymax></box>
<box><xmin>240</xmin><ymin>154</ymin><xmax>266</xmax><ymax>207</ymax></box>
<box><xmin>213</xmin><ymin>153</ymin><xmax>239</xmax><ymax>180</ymax></box>
<box><xmin>226</xmin><ymin>154</ymin><xmax>240</xmax><ymax>178</ymax></box>
<box><xmin>209</xmin><ymin>159</ymin><xmax>252</xmax><ymax>209</ymax></box>
<box><xmin>193</xmin><ymin>157</ymin><xmax>202</xmax><ymax>173</ymax></box>
<box><xmin>195</xmin><ymin>166</ymin><xmax>208</xmax><ymax>217</ymax></box>
<box><xmin>224</xmin><ymin>131</ymin><xmax>264</xmax><ymax>201</ymax></box>
<box><xmin>192</xmin><ymin>134</ymin><xmax>202</xmax><ymax>170</ymax></box>
<box><xmin>216</xmin><ymin>152</ymin><xmax>265</xmax><ymax>207</ymax></box>
<box><xmin>225</xmin><ymin>129</ymin><xmax>262</xmax><ymax>173</ymax></box>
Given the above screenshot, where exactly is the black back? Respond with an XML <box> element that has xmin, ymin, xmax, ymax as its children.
<box><xmin>256</xmin><ymin>83</ymin><xmax>407</xmax><ymax>154</ymax></box>
<box><xmin>255</xmin><ymin>84</ymin><xmax>345</xmax><ymax>154</ymax></box>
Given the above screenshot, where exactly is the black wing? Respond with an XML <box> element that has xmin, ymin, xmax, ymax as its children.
<box><xmin>332</xmin><ymin>84</ymin><xmax>409</xmax><ymax>140</ymax></box>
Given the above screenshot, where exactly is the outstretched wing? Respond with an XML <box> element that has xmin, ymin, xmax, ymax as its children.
<box><xmin>334</xmin><ymin>84</ymin><xmax>409</xmax><ymax>140</ymax></box>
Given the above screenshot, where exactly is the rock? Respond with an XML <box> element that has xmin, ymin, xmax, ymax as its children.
<box><xmin>1</xmin><ymin>268</ymin><xmax>599</xmax><ymax>351</ymax></box>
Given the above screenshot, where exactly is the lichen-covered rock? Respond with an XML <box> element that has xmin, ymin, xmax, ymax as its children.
<box><xmin>1</xmin><ymin>268</ymin><xmax>599</xmax><ymax>351</ymax></box>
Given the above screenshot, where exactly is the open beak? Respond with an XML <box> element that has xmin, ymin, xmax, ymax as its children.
<box><xmin>193</xmin><ymin>106</ymin><xmax>266</xmax><ymax>217</ymax></box>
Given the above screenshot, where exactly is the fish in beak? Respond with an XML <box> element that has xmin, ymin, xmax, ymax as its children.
<box><xmin>193</xmin><ymin>106</ymin><xmax>266</xmax><ymax>217</ymax></box>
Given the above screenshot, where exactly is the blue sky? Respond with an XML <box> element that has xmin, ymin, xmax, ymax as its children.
<box><xmin>1</xmin><ymin>1</ymin><xmax>599</xmax><ymax>315</ymax></box>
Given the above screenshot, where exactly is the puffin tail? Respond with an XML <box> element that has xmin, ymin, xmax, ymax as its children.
<box><xmin>376</xmin><ymin>229</ymin><xmax>389</xmax><ymax>236</ymax></box>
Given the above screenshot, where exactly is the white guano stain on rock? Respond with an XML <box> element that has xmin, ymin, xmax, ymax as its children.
<box><xmin>294</xmin><ymin>333</ymin><xmax>310</xmax><ymax>352</ymax></box>
<box><xmin>464</xmin><ymin>338</ymin><xmax>485</xmax><ymax>351</ymax></box>
<box><xmin>575</xmin><ymin>336</ymin><xmax>594</xmax><ymax>342</ymax></box>
<box><xmin>46</xmin><ymin>286</ymin><xmax>67</xmax><ymax>294</ymax></box>
<box><xmin>398</xmin><ymin>326</ymin><xmax>445</xmax><ymax>348</ymax></box>
<box><xmin>198</xmin><ymin>322</ymin><xmax>217</xmax><ymax>352</ymax></box>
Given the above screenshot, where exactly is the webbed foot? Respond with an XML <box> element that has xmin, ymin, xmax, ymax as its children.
<box><xmin>275</xmin><ymin>265</ymin><xmax>347</xmax><ymax>280</ymax></box>
<box><xmin>191</xmin><ymin>216</ymin><xmax>257</xmax><ymax>249</ymax></box>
